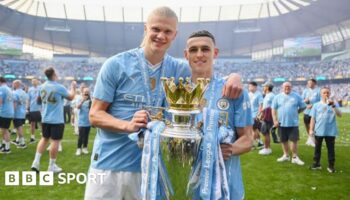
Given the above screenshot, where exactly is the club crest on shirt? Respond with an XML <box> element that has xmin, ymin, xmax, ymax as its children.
<box><xmin>217</xmin><ymin>98</ymin><xmax>229</xmax><ymax>111</ymax></box>
<box><xmin>150</xmin><ymin>77</ymin><xmax>156</xmax><ymax>90</ymax></box>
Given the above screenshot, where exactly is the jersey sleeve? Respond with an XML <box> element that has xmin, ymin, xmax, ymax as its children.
<box><xmin>93</xmin><ymin>57</ymin><xmax>120</xmax><ymax>103</ymax></box>
<box><xmin>233</xmin><ymin>90</ymin><xmax>253</xmax><ymax>127</ymax></box>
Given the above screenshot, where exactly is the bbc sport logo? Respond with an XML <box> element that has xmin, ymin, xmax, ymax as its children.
<box><xmin>5</xmin><ymin>171</ymin><xmax>106</xmax><ymax>186</ymax></box>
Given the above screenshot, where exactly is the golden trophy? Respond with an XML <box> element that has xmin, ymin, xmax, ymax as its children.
<box><xmin>160</xmin><ymin>77</ymin><xmax>210</xmax><ymax>139</ymax></box>
<box><xmin>158</xmin><ymin>77</ymin><xmax>210</xmax><ymax>199</ymax></box>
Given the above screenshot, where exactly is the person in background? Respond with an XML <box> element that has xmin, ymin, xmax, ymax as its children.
<box><xmin>27</xmin><ymin>78</ymin><xmax>42</xmax><ymax>144</ymax></box>
<box><xmin>75</xmin><ymin>87</ymin><xmax>92</xmax><ymax>156</ymax></box>
<box><xmin>12</xmin><ymin>80</ymin><xmax>29</xmax><ymax>149</ymax></box>
<box><xmin>309</xmin><ymin>87</ymin><xmax>342</xmax><ymax>173</ymax></box>
<box><xmin>248</xmin><ymin>81</ymin><xmax>264</xmax><ymax>149</ymax></box>
<box><xmin>31</xmin><ymin>67</ymin><xmax>76</xmax><ymax>173</ymax></box>
<box><xmin>272</xmin><ymin>82</ymin><xmax>306</xmax><ymax>166</ymax></box>
<box><xmin>259</xmin><ymin>81</ymin><xmax>275</xmax><ymax>155</ymax></box>
<box><xmin>0</xmin><ymin>77</ymin><xmax>14</xmax><ymax>154</ymax></box>
<box><xmin>302</xmin><ymin>79</ymin><xmax>321</xmax><ymax>147</ymax></box>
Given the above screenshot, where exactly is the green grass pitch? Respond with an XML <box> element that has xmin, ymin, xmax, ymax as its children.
<box><xmin>0</xmin><ymin>114</ymin><xmax>349</xmax><ymax>200</ymax></box>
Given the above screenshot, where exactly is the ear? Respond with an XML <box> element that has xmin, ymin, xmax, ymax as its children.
<box><xmin>213</xmin><ymin>48</ymin><xmax>219</xmax><ymax>59</ymax></box>
<box><xmin>171</xmin><ymin>30</ymin><xmax>178</xmax><ymax>41</ymax></box>
<box><xmin>184</xmin><ymin>48</ymin><xmax>189</xmax><ymax>60</ymax></box>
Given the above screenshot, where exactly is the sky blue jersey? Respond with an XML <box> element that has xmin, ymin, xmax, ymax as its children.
<box><xmin>302</xmin><ymin>87</ymin><xmax>321</xmax><ymax>115</ymax></box>
<box><xmin>91</xmin><ymin>48</ymin><xmax>191</xmax><ymax>172</ymax></box>
<box><xmin>310</xmin><ymin>101</ymin><xmax>339</xmax><ymax>137</ymax></box>
<box><xmin>272</xmin><ymin>92</ymin><xmax>306</xmax><ymax>127</ymax></box>
<box><xmin>40</xmin><ymin>81</ymin><xmax>69</xmax><ymax>124</ymax></box>
<box><xmin>13</xmin><ymin>89</ymin><xmax>28</xmax><ymax>119</ymax></box>
<box><xmin>0</xmin><ymin>84</ymin><xmax>14</xmax><ymax>118</ymax></box>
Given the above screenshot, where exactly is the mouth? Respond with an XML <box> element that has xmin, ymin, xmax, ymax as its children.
<box><xmin>194</xmin><ymin>60</ymin><xmax>206</xmax><ymax>65</ymax></box>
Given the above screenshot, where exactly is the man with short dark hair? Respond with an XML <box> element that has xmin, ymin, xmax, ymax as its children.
<box><xmin>184</xmin><ymin>29</ymin><xmax>253</xmax><ymax>200</ymax></box>
<box><xmin>302</xmin><ymin>78</ymin><xmax>320</xmax><ymax>147</ymax></box>
<box><xmin>27</xmin><ymin>78</ymin><xmax>42</xmax><ymax>143</ymax></box>
<box><xmin>272</xmin><ymin>82</ymin><xmax>306</xmax><ymax>165</ymax></box>
<box><xmin>259</xmin><ymin>81</ymin><xmax>275</xmax><ymax>155</ymax></box>
<box><xmin>0</xmin><ymin>77</ymin><xmax>14</xmax><ymax>154</ymax></box>
<box><xmin>248</xmin><ymin>81</ymin><xmax>264</xmax><ymax>148</ymax></box>
<box><xmin>31</xmin><ymin>67</ymin><xmax>76</xmax><ymax>173</ymax></box>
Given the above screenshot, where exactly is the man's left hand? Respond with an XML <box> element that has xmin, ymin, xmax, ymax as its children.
<box><xmin>220</xmin><ymin>143</ymin><xmax>233</xmax><ymax>161</ymax></box>
<box><xmin>222</xmin><ymin>73</ymin><xmax>243</xmax><ymax>99</ymax></box>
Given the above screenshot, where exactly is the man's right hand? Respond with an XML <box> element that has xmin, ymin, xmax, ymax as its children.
<box><xmin>126</xmin><ymin>110</ymin><xmax>149</xmax><ymax>132</ymax></box>
<box><xmin>273</xmin><ymin>121</ymin><xmax>279</xmax><ymax>128</ymax></box>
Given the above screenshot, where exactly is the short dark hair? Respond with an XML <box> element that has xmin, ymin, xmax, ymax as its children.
<box><xmin>0</xmin><ymin>76</ymin><xmax>6</xmax><ymax>83</ymax></box>
<box><xmin>188</xmin><ymin>30</ymin><xmax>216</xmax><ymax>44</ymax></box>
<box><xmin>249</xmin><ymin>81</ymin><xmax>257</xmax><ymax>87</ymax></box>
<box><xmin>267</xmin><ymin>85</ymin><xmax>273</xmax><ymax>92</ymax></box>
<box><xmin>44</xmin><ymin>67</ymin><xmax>56</xmax><ymax>80</ymax></box>
<box><xmin>309</xmin><ymin>78</ymin><xmax>317</xmax><ymax>84</ymax></box>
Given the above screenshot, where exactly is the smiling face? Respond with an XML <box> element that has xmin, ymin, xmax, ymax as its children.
<box><xmin>282</xmin><ymin>82</ymin><xmax>292</xmax><ymax>94</ymax></box>
<box><xmin>184</xmin><ymin>36</ymin><xmax>218</xmax><ymax>77</ymax></box>
<box><xmin>143</xmin><ymin>14</ymin><xmax>177</xmax><ymax>56</ymax></box>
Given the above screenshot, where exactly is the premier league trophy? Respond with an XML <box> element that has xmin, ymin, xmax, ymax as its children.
<box><xmin>160</xmin><ymin>77</ymin><xmax>210</xmax><ymax>199</ymax></box>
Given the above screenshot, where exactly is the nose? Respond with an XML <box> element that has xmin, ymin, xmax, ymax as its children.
<box><xmin>196</xmin><ymin>49</ymin><xmax>204</xmax><ymax>57</ymax></box>
<box><xmin>157</xmin><ymin>32</ymin><xmax>165</xmax><ymax>40</ymax></box>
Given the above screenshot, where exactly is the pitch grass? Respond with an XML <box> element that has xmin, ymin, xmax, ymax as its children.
<box><xmin>0</xmin><ymin>114</ymin><xmax>349</xmax><ymax>200</ymax></box>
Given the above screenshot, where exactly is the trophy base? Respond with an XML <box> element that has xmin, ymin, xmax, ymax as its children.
<box><xmin>161</xmin><ymin>126</ymin><xmax>202</xmax><ymax>140</ymax></box>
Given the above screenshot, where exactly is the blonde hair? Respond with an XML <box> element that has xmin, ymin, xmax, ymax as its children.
<box><xmin>140</xmin><ymin>6</ymin><xmax>178</xmax><ymax>47</ymax></box>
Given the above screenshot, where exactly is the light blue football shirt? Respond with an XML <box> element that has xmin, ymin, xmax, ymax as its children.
<box><xmin>302</xmin><ymin>87</ymin><xmax>321</xmax><ymax>115</ymax></box>
<box><xmin>199</xmin><ymin>77</ymin><xmax>252</xmax><ymax>200</ymax></box>
<box><xmin>40</xmin><ymin>81</ymin><xmax>69</xmax><ymax>124</ymax></box>
<box><xmin>272</xmin><ymin>92</ymin><xmax>306</xmax><ymax>127</ymax></box>
<box><xmin>13</xmin><ymin>89</ymin><xmax>28</xmax><ymax>119</ymax></box>
<box><xmin>263</xmin><ymin>92</ymin><xmax>275</xmax><ymax>109</ymax></box>
<box><xmin>91</xmin><ymin>48</ymin><xmax>191</xmax><ymax>172</ymax></box>
<box><xmin>0</xmin><ymin>84</ymin><xmax>14</xmax><ymax>118</ymax></box>
<box><xmin>309</xmin><ymin>101</ymin><xmax>339</xmax><ymax>137</ymax></box>
<box><xmin>249</xmin><ymin>91</ymin><xmax>263</xmax><ymax>118</ymax></box>
<box><xmin>28</xmin><ymin>86</ymin><xmax>41</xmax><ymax>112</ymax></box>
<box><xmin>78</xmin><ymin>98</ymin><xmax>91</xmax><ymax>127</ymax></box>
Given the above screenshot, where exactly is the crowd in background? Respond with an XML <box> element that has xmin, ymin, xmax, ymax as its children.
<box><xmin>1</xmin><ymin>58</ymin><xmax>349</xmax><ymax>104</ymax></box>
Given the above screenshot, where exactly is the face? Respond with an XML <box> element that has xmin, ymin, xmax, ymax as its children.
<box><xmin>144</xmin><ymin>14</ymin><xmax>177</xmax><ymax>55</ymax></box>
<box><xmin>185</xmin><ymin>36</ymin><xmax>218</xmax><ymax>76</ymax></box>
<box><xmin>32</xmin><ymin>79</ymin><xmax>38</xmax><ymax>86</ymax></box>
<box><xmin>282</xmin><ymin>82</ymin><xmax>292</xmax><ymax>94</ymax></box>
<box><xmin>307</xmin><ymin>80</ymin><xmax>316</xmax><ymax>89</ymax></box>
<box><xmin>321</xmin><ymin>88</ymin><xmax>330</xmax><ymax>99</ymax></box>
<box><xmin>248</xmin><ymin>84</ymin><xmax>257</xmax><ymax>93</ymax></box>
<box><xmin>13</xmin><ymin>81</ymin><xmax>19</xmax><ymax>89</ymax></box>
<box><xmin>83</xmin><ymin>88</ymin><xmax>90</xmax><ymax>97</ymax></box>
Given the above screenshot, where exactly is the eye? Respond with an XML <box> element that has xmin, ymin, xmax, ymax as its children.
<box><xmin>189</xmin><ymin>48</ymin><xmax>198</xmax><ymax>53</ymax></box>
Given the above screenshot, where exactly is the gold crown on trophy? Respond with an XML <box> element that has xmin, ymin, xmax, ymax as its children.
<box><xmin>161</xmin><ymin>77</ymin><xmax>210</xmax><ymax>111</ymax></box>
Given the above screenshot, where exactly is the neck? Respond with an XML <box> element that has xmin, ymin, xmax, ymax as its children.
<box><xmin>191</xmin><ymin>71</ymin><xmax>212</xmax><ymax>83</ymax></box>
<box><xmin>144</xmin><ymin>47</ymin><xmax>165</xmax><ymax>65</ymax></box>
<box><xmin>321</xmin><ymin>98</ymin><xmax>327</xmax><ymax>103</ymax></box>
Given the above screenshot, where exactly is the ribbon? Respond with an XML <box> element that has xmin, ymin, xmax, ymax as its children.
<box><xmin>136</xmin><ymin>48</ymin><xmax>166</xmax><ymax>107</ymax></box>
<box><xmin>188</xmin><ymin>108</ymin><xmax>234</xmax><ymax>200</ymax></box>
<box><xmin>140</xmin><ymin>121</ymin><xmax>173</xmax><ymax>200</ymax></box>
